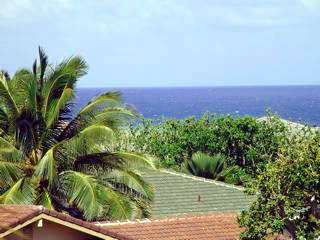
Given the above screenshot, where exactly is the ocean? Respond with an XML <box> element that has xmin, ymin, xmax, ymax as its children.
<box><xmin>76</xmin><ymin>86</ymin><xmax>320</xmax><ymax>126</ymax></box>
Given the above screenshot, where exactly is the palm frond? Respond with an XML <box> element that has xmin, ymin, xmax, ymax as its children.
<box><xmin>56</xmin><ymin>92</ymin><xmax>122</xmax><ymax>141</ymax></box>
<box><xmin>111</xmin><ymin>152</ymin><xmax>156</xmax><ymax>170</ymax></box>
<box><xmin>46</xmin><ymin>86</ymin><xmax>74</xmax><ymax>128</ymax></box>
<box><xmin>11</xmin><ymin>69</ymin><xmax>32</xmax><ymax>82</ymax></box>
<box><xmin>37</xmin><ymin>189</ymin><xmax>55</xmax><ymax>210</ymax></box>
<box><xmin>93</xmin><ymin>108</ymin><xmax>136</xmax><ymax>128</ymax></box>
<box><xmin>80</xmin><ymin>91</ymin><xmax>122</xmax><ymax>115</ymax></box>
<box><xmin>0</xmin><ymin>70</ymin><xmax>10</xmax><ymax>80</ymax></box>
<box><xmin>64</xmin><ymin>55</ymin><xmax>88</xmax><ymax>78</ymax></box>
<box><xmin>73</xmin><ymin>151</ymin><xmax>155</xmax><ymax>173</ymax></box>
<box><xmin>34</xmin><ymin>146</ymin><xmax>57</xmax><ymax>189</ymax></box>
<box><xmin>0</xmin><ymin>177</ymin><xmax>34</xmax><ymax>204</ymax></box>
<box><xmin>38</xmin><ymin>46</ymin><xmax>48</xmax><ymax>90</ymax></box>
<box><xmin>59</xmin><ymin>171</ymin><xmax>103</xmax><ymax>220</ymax></box>
<box><xmin>9</xmin><ymin>69</ymin><xmax>33</xmax><ymax>109</ymax></box>
<box><xmin>15</xmin><ymin>108</ymin><xmax>38</xmax><ymax>155</ymax></box>
<box><xmin>99</xmin><ymin>185</ymin><xmax>133</xmax><ymax>220</ymax></box>
<box><xmin>42</xmin><ymin>56</ymin><xmax>88</xmax><ymax>121</ymax></box>
<box><xmin>55</xmin><ymin>124</ymin><xmax>116</xmax><ymax>171</ymax></box>
<box><xmin>58</xmin><ymin>108</ymin><xmax>134</xmax><ymax>142</ymax></box>
<box><xmin>108</xmin><ymin>169</ymin><xmax>153</xmax><ymax>200</ymax></box>
<box><xmin>32</xmin><ymin>59</ymin><xmax>37</xmax><ymax>76</ymax></box>
<box><xmin>79</xmin><ymin>123</ymin><xmax>115</xmax><ymax>139</ymax></box>
<box><xmin>25</xmin><ymin>72</ymin><xmax>37</xmax><ymax>115</ymax></box>
<box><xmin>73</xmin><ymin>152</ymin><xmax>124</xmax><ymax>172</ymax></box>
<box><xmin>0</xmin><ymin>161</ymin><xmax>22</xmax><ymax>189</ymax></box>
<box><xmin>0</xmin><ymin>72</ymin><xmax>19</xmax><ymax>119</ymax></box>
<box><xmin>0</xmin><ymin>106</ymin><xmax>9</xmax><ymax>132</ymax></box>
<box><xmin>0</xmin><ymin>137</ymin><xmax>23</xmax><ymax>162</ymax></box>
<box><xmin>129</xmin><ymin>197</ymin><xmax>152</xmax><ymax>219</ymax></box>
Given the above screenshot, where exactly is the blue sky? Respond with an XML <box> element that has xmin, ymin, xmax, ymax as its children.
<box><xmin>0</xmin><ymin>0</ymin><xmax>319</xmax><ymax>87</ymax></box>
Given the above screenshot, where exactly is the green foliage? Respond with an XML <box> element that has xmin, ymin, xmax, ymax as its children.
<box><xmin>221</xmin><ymin>166</ymin><xmax>254</xmax><ymax>185</ymax></box>
<box><xmin>238</xmin><ymin>129</ymin><xmax>320</xmax><ymax>239</ymax></box>
<box><xmin>0</xmin><ymin>47</ymin><xmax>154</xmax><ymax>221</ymax></box>
<box><xmin>129</xmin><ymin>113</ymin><xmax>287</xmax><ymax>179</ymax></box>
<box><xmin>183</xmin><ymin>152</ymin><xmax>225</xmax><ymax>180</ymax></box>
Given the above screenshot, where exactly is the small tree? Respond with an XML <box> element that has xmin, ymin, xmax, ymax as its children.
<box><xmin>238</xmin><ymin>129</ymin><xmax>320</xmax><ymax>239</ymax></box>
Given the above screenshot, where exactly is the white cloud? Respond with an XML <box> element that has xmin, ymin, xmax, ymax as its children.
<box><xmin>299</xmin><ymin>0</ymin><xmax>320</xmax><ymax>10</ymax></box>
<box><xmin>0</xmin><ymin>0</ymin><xmax>72</xmax><ymax>22</ymax></box>
<box><xmin>0</xmin><ymin>0</ymin><xmax>318</xmax><ymax>31</ymax></box>
<box><xmin>202</xmin><ymin>1</ymin><xmax>310</xmax><ymax>27</ymax></box>
<box><xmin>0</xmin><ymin>0</ymin><xmax>32</xmax><ymax>19</ymax></box>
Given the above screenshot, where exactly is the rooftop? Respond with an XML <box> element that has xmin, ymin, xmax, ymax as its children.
<box><xmin>97</xmin><ymin>212</ymin><xmax>240</xmax><ymax>240</ymax></box>
<box><xmin>0</xmin><ymin>204</ymin><xmax>290</xmax><ymax>240</ymax></box>
<box><xmin>143</xmin><ymin>170</ymin><xmax>254</xmax><ymax>217</ymax></box>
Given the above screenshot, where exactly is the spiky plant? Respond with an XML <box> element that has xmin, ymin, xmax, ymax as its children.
<box><xmin>183</xmin><ymin>152</ymin><xmax>225</xmax><ymax>179</ymax></box>
<box><xmin>0</xmin><ymin>47</ymin><xmax>154</xmax><ymax>221</ymax></box>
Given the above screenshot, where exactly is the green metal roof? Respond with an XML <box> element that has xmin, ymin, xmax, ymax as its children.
<box><xmin>143</xmin><ymin>170</ymin><xmax>254</xmax><ymax>217</ymax></box>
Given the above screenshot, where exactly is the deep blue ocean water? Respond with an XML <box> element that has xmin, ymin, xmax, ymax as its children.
<box><xmin>76</xmin><ymin>86</ymin><xmax>320</xmax><ymax>126</ymax></box>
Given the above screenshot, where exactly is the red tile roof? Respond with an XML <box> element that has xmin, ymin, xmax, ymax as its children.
<box><xmin>0</xmin><ymin>205</ymin><xmax>291</xmax><ymax>240</ymax></box>
<box><xmin>0</xmin><ymin>204</ymin><xmax>129</xmax><ymax>239</ymax></box>
<box><xmin>97</xmin><ymin>213</ymin><xmax>241</xmax><ymax>240</ymax></box>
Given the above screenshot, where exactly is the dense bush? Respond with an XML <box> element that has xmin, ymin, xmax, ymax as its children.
<box><xmin>129</xmin><ymin>113</ymin><xmax>288</xmax><ymax>177</ymax></box>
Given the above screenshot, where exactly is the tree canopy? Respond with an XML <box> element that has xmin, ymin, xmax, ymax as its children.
<box><xmin>238</xmin><ymin>129</ymin><xmax>320</xmax><ymax>239</ymax></box>
<box><xmin>0</xmin><ymin>47</ymin><xmax>154</xmax><ymax>221</ymax></box>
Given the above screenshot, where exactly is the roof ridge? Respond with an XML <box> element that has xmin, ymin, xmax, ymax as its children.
<box><xmin>160</xmin><ymin>169</ymin><xmax>245</xmax><ymax>190</ymax></box>
<box><xmin>95</xmin><ymin>212</ymin><xmax>239</xmax><ymax>226</ymax></box>
<box><xmin>95</xmin><ymin>218</ymin><xmax>153</xmax><ymax>226</ymax></box>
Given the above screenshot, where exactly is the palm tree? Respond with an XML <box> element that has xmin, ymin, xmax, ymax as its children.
<box><xmin>0</xmin><ymin>47</ymin><xmax>154</xmax><ymax>221</ymax></box>
<box><xmin>183</xmin><ymin>152</ymin><xmax>224</xmax><ymax>179</ymax></box>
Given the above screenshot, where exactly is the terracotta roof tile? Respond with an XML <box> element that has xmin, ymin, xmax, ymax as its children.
<box><xmin>0</xmin><ymin>205</ymin><xmax>291</xmax><ymax>240</ymax></box>
<box><xmin>98</xmin><ymin>213</ymin><xmax>241</xmax><ymax>240</ymax></box>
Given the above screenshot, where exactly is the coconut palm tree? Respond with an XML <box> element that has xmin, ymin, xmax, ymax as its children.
<box><xmin>0</xmin><ymin>47</ymin><xmax>154</xmax><ymax>221</ymax></box>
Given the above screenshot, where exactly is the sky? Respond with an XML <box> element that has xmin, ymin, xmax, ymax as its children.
<box><xmin>0</xmin><ymin>0</ymin><xmax>319</xmax><ymax>87</ymax></box>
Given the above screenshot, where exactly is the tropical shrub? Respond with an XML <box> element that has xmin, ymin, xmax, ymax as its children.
<box><xmin>0</xmin><ymin>48</ymin><xmax>154</xmax><ymax>221</ymax></box>
<box><xmin>238</xmin><ymin>129</ymin><xmax>320</xmax><ymax>239</ymax></box>
<box><xmin>183</xmin><ymin>152</ymin><xmax>225</xmax><ymax>180</ymax></box>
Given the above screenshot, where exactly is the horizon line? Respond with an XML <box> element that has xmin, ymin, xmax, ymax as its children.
<box><xmin>77</xmin><ymin>84</ymin><xmax>320</xmax><ymax>89</ymax></box>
